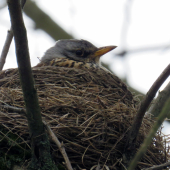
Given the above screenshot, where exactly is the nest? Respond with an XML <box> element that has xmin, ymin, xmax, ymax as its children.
<box><xmin>0</xmin><ymin>65</ymin><xmax>168</xmax><ymax>169</ymax></box>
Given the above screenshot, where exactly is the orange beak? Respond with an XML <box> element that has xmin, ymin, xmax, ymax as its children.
<box><xmin>94</xmin><ymin>45</ymin><xmax>117</xmax><ymax>57</ymax></box>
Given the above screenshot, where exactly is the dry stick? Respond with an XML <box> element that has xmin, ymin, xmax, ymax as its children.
<box><xmin>124</xmin><ymin>64</ymin><xmax>170</xmax><ymax>164</ymax></box>
<box><xmin>44</xmin><ymin>121</ymin><xmax>73</xmax><ymax>170</ymax></box>
<box><xmin>0</xmin><ymin>0</ymin><xmax>26</xmax><ymax>71</ymax></box>
<box><xmin>141</xmin><ymin>162</ymin><xmax>170</xmax><ymax>170</ymax></box>
<box><xmin>127</xmin><ymin>96</ymin><xmax>170</xmax><ymax>170</ymax></box>
<box><xmin>7</xmin><ymin>0</ymin><xmax>55</xmax><ymax>169</ymax></box>
<box><xmin>0</xmin><ymin>28</ymin><xmax>13</xmax><ymax>71</ymax></box>
<box><xmin>1</xmin><ymin>105</ymin><xmax>26</xmax><ymax>115</ymax></box>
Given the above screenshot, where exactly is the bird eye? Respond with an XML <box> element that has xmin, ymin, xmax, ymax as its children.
<box><xmin>76</xmin><ymin>50</ymin><xmax>83</xmax><ymax>56</ymax></box>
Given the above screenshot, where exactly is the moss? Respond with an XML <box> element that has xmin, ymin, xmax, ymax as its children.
<box><xmin>0</xmin><ymin>126</ymin><xmax>31</xmax><ymax>170</ymax></box>
<box><xmin>0</xmin><ymin>126</ymin><xmax>62</xmax><ymax>170</ymax></box>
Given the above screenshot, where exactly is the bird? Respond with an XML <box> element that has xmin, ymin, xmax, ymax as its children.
<box><xmin>37</xmin><ymin>39</ymin><xmax>117</xmax><ymax>71</ymax></box>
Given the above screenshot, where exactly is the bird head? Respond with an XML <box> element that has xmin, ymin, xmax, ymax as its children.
<box><xmin>41</xmin><ymin>39</ymin><xmax>117</xmax><ymax>65</ymax></box>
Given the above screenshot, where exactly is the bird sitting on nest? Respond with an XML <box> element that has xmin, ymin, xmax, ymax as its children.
<box><xmin>37</xmin><ymin>39</ymin><xmax>117</xmax><ymax>71</ymax></box>
<box><xmin>0</xmin><ymin>39</ymin><xmax>166</xmax><ymax>170</ymax></box>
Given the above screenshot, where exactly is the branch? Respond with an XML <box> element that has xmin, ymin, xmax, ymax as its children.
<box><xmin>0</xmin><ymin>28</ymin><xmax>13</xmax><ymax>71</ymax></box>
<box><xmin>120</xmin><ymin>0</ymin><xmax>133</xmax><ymax>49</ymax></box>
<box><xmin>0</xmin><ymin>0</ymin><xmax>27</xmax><ymax>71</ymax></box>
<box><xmin>7</xmin><ymin>0</ymin><xmax>56</xmax><ymax>169</ymax></box>
<box><xmin>24</xmin><ymin>0</ymin><xmax>73</xmax><ymax>40</ymax></box>
<box><xmin>1</xmin><ymin>105</ymin><xmax>26</xmax><ymax>115</ymax></box>
<box><xmin>115</xmin><ymin>43</ymin><xmax>170</xmax><ymax>57</ymax></box>
<box><xmin>148</xmin><ymin>81</ymin><xmax>170</xmax><ymax>118</ymax></box>
<box><xmin>127</xmin><ymin>96</ymin><xmax>170</xmax><ymax>170</ymax></box>
<box><xmin>44</xmin><ymin>121</ymin><xmax>73</xmax><ymax>170</ymax></box>
<box><xmin>123</xmin><ymin>64</ymin><xmax>170</xmax><ymax>165</ymax></box>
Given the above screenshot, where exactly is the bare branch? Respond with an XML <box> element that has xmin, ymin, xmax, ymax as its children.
<box><xmin>1</xmin><ymin>104</ymin><xmax>26</xmax><ymax>115</ymax></box>
<box><xmin>120</xmin><ymin>0</ymin><xmax>133</xmax><ymax>49</ymax></box>
<box><xmin>123</xmin><ymin>64</ymin><xmax>170</xmax><ymax>166</ymax></box>
<box><xmin>148</xmin><ymin>81</ymin><xmax>170</xmax><ymax>118</ymax></box>
<box><xmin>0</xmin><ymin>28</ymin><xmax>13</xmax><ymax>71</ymax></box>
<box><xmin>115</xmin><ymin>43</ymin><xmax>170</xmax><ymax>57</ymax></box>
<box><xmin>0</xmin><ymin>0</ymin><xmax>27</xmax><ymax>71</ymax></box>
<box><xmin>7</xmin><ymin>0</ymin><xmax>56</xmax><ymax>169</ymax></box>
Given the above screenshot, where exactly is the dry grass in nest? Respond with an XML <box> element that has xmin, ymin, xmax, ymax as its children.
<box><xmin>0</xmin><ymin>65</ymin><xmax>169</xmax><ymax>169</ymax></box>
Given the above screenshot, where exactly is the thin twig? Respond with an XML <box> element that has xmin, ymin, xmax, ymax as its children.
<box><xmin>120</xmin><ymin>0</ymin><xmax>133</xmax><ymax>50</ymax></box>
<box><xmin>141</xmin><ymin>161</ymin><xmax>170</xmax><ymax>170</ymax></box>
<box><xmin>44</xmin><ymin>121</ymin><xmax>74</xmax><ymax>170</ymax></box>
<box><xmin>0</xmin><ymin>28</ymin><xmax>13</xmax><ymax>71</ymax></box>
<box><xmin>124</xmin><ymin>64</ymin><xmax>170</xmax><ymax>165</ymax></box>
<box><xmin>1</xmin><ymin>105</ymin><xmax>26</xmax><ymax>115</ymax></box>
<box><xmin>115</xmin><ymin>43</ymin><xmax>170</xmax><ymax>56</ymax></box>
<box><xmin>0</xmin><ymin>0</ymin><xmax>27</xmax><ymax>71</ymax></box>
<box><xmin>127</xmin><ymin>96</ymin><xmax>170</xmax><ymax>170</ymax></box>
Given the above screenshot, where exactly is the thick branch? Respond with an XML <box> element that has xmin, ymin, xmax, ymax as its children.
<box><xmin>148</xmin><ymin>81</ymin><xmax>170</xmax><ymax>118</ymax></box>
<box><xmin>7</xmin><ymin>0</ymin><xmax>55</xmax><ymax>169</ymax></box>
<box><xmin>123</xmin><ymin>64</ymin><xmax>170</xmax><ymax>165</ymax></box>
<box><xmin>24</xmin><ymin>0</ymin><xmax>73</xmax><ymax>40</ymax></box>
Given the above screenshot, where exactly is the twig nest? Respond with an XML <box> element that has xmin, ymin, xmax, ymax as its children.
<box><xmin>0</xmin><ymin>66</ymin><xmax>168</xmax><ymax>169</ymax></box>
